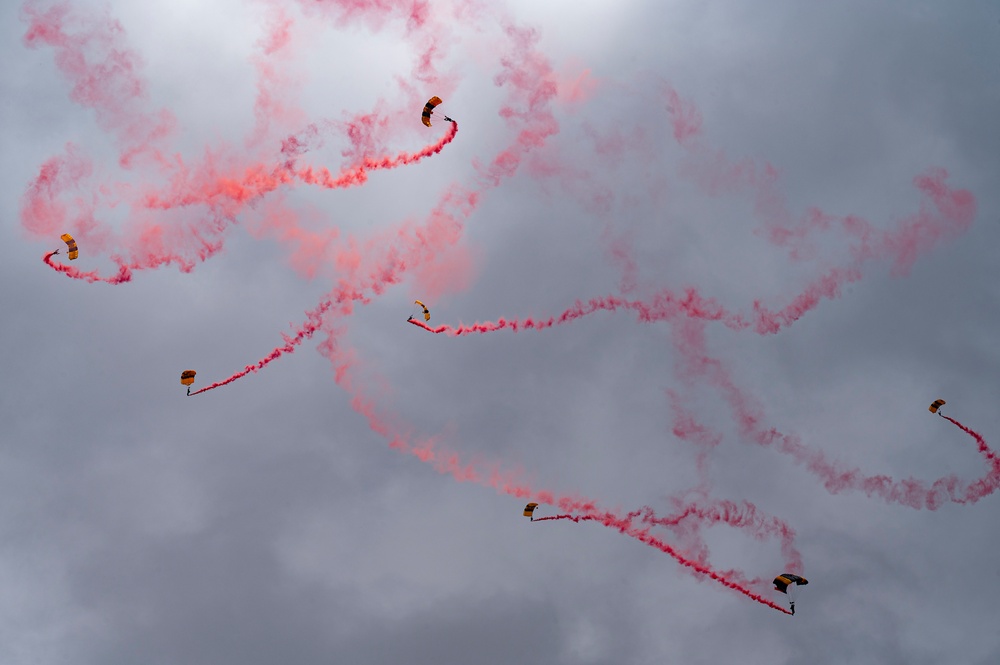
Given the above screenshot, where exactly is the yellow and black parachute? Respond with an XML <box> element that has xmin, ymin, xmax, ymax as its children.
<box><xmin>773</xmin><ymin>573</ymin><xmax>808</xmax><ymax>594</ymax></box>
<box><xmin>523</xmin><ymin>502</ymin><xmax>539</xmax><ymax>519</ymax></box>
<box><xmin>60</xmin><ymin>233</ymin><xmax>79</xmax><ymax>260</ymax></box>
<box><xmin>414</xmin><ymin>300</ymin><xmax>430</xmax><ymax>322</ymax></box>
<box><xmin>421</xmin><ymin>96</ymin><xmax>453</xmax><ymax>127</ymax></box>
<box><xmin>928</xmin><ymin>399</ymin><xmax>946</xmax><ymax>414</ymax></box>
<box><xmin>774</xmin><ymin>573</ymin><xmax>807</xmax><ymax>614</ymax></box>
<box><xmin>180</xmin><ymin>370</ymin><xmax>197</xmax><ymax>386</ymax></box>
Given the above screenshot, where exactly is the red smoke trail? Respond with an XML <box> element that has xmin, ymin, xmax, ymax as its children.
<box><xmin>404</xmin><ymin>95</ymin><xmax>989</xmax><ymax>513</ymax></box>
<box><xmin>531</xmin><ymin>501</ymin><xmax>803</xmax><ymax>572</ymax></box>
<box><xmin>42</xmin><ymin>251</ymin><xmax>133</xmax><ymax>284</ymax></box>
<box><xmin>185</xmin><ymin>11</ymin><xmax>569</xmax><ymax>392</ymax></box>
<box><xmin>21</xmin><ymin>0</ymin><xmax>792</xmax><ymax>615</ymax></box>
<box><xmin>534</xmin><ymin>498</ymin><xmax>801</xmax><ymax>574</ymax></box>
<box><xmin>394</xmin><ymin>79</ymin><xmax>990</xmax><ymax>610</ymax></box>
<box><xmin>338</xmin><ymin>380</ymin><xmax>795</xmax><ymax>613</ymax></box>
<box><xmin>477</xmin><ymin>22</ymin><xmax>561</xmax><ymax>186</ymax></box>
<box><xmin>663</xmin><ymin>85</ymin><xmax>977</xmax><ymax>275</ymax></box>
<box><xmin>406</xmin><ymin>292</ymin><xmax>740</xmax><ymax>334</ymax></box>
<box><xmin>408</xmin><ymin>163</ymin><xmax>974</xmax><ymax>339</ymax></box>
<box><xmin>246</xmin><ymin>6</ymin><xmax>303</xmax><ymax>150</ymax></box>
<box><xmin>255</xmin><ymin>12</ymin><xmax>789</xmax><ymax>610</ymax></box>
<box><xmin>297</xmin><ymin>122</ymin><xmax>458</xmax><ymax>187</ymax></box>
<box><xmin>476</xmin><ymin>490</ymin><xmax>791</xmax><ymax>611</ymax></box>
<box><xmin>189</xmin><ymin>179</ymin><xmax>480</xmax><ymax>395</ymax></box>
<box><xmin>23</xmin><ymin>2</ymin><xmax>460</xmax><ymax>284</ymax></box>
<box><xmin>402</xmin><ymin>268</ymin><xmax>869</xmax><ymax>337</ymax></box>
<box><xmin>21</xmin><ymin>1</ymin><xmax>176</xmax><ymax>167</ymax></box>
<box><xmin>580</xmin><ymin>508</ymin><xmax>791</xmax><ymax>613</ymax></box>
<box><xmin>33</xmin><ymin>122</ymin><xmax>460</xmax><ymax>283</ymax></box>
<box><xmin>656</xmin><ymin>88</ymin><xmax>993</xmax><ymax>509</ymax></box>
<box><xmin>295</xmin><ymin>273</ymin><xmax>798</xmax><ymax>613</ymax></box>
<box><xmin>938</xmin><ymin>415</ymin><xmax>1000</xmax><ymax>503</ymax></box>
<box><xmin>672</xmin><ymin>317</ymin><xmax>1000</xmax><ymax>510</ymax></box>
<box><xmin>142</xmin><ymin>122</ymin><xmax>459</xmax><ymax>212</ymax></box>
<box><xmin>403</xmin><ymin>288</ymin><xmax>797</xmax><ymax>336</ymax></box>
<box><xmin>181</xmin><ymin>180</ymin><xmax>476</xmax><ymax>393</ymax></box>
<box><xmin>187</xmin><ymin>290</ymin><xmax>358</xmax><ymax>397</ymax></box>
<box><xmin>652</xmin><ymin>499</ymin><xmax>802</xmax><ymax>573</ymax></box>
<box><xmin>27</xmin><ymin>0</ymin><xmax>987</xmax><ymax>618</ymax></box>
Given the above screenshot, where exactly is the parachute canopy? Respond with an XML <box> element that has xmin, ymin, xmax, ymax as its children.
<box><xmin>414</xmin><ymin>300</ymin><xmax>430</xmax><ymax>322</ymax></box>
<box><xmin>421</xmin><ymin>96</ymin><xmax>442</xmax><ymax>127</ymax></box>
<box><xmin>60</xmin><ymin>233</ymin><xmax>79</xmax><ymax>260</ymax></box>
<box><xmin>523</xmin><ymin>502</ymin><xmax>539</xmax><ymax>518</ymax></box>
<box><xmin>929</xmin><ymin>399</ymin><xmax>946</xmax><ymax>414</ymax></box>
<box><xmin>180</xmin><ymin>370</ymin><xmax>197</xmax><ymax>386</ymax></box>
<box><xmin>773</xmin><ymin>573</ymin><xmax>808</xmax><ymax>594</ymax></box>
<box><xmin>421</xmin><ymin>96</ymin><xmax>453</xmax><ymax>127</ymax></box>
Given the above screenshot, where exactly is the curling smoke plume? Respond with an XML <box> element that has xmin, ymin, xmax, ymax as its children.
<box><xmin>405</xmin><ymin>99</ymin><xmax>992</xmax><ymax>512</ymax></box>
<box><xmin>22</xmin><ymin>2</ymin><xmax>460</xmax><ymax>284</ymax></box>
<box><xmin>670</xmin><ymin>317</ymin><xmax>1000</xmax><ymax>510</ymax></box>
<box><xmin>22</xmin><ymin>0</ymin><xmax>987</xmax><ymax>616</ymax></box>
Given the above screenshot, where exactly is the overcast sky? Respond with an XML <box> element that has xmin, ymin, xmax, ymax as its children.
<box><xmin>3</xmin><ymin>1</ymin><xmax>1000</xmax><ymax>663</ymax></box>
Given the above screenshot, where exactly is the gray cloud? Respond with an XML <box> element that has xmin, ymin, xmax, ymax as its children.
<box><xmin>2</xmin><ymin>1</ymin><xmax>999</xmax><ymax>663</ymax></box>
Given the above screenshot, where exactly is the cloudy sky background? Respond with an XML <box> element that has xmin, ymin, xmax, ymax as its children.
<box><xmin>2</xmin><ymin>1</ymin><xmax>999</xmax><ymax>663</ymax></box>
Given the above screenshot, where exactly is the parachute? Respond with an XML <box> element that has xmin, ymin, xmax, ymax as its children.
<box><xmin>773</xmin><ymin>573</ymin><xmax>808</xmax><ymax>615</ymax></box>
<box><xmin>414</xmin><ymin>300</ymin><xmax>431</xmax><ymax>322</ymax></box>
<box><xmin>929</xmin><ymin>399</ymin><xmax>946</xmax><ymax>414</ymax></box>
<box><xmin>523</xmin><ymin>502</ymin><xmax>539</xmax><ymax>520</ymax></box>
<box><xmin>773</xmin><ymin>573</ymin><xmax>807</xmax><ymax>593</ymax></box>
<box><xmin>181</xmin><ymin>369</ymin><xmax>197</xmax><ymax>396</ymax></box>
<box><xmin>421</xmin><ymin>96</ymin><xmax>453</xmax><ymax>127</ymax></box>
<box><xmin>60</xmin><ymin>233</ymin><xmax>79</xmax><ymax>260</ymax></box>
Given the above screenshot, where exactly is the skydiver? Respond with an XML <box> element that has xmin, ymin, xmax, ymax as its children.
<box><xmin>444</xmin><ymin>116</ymin><xmax>454</xmax><ymax>123</ymax></box>
<box><xmin>789</xmin><ymin>602</ymin><xmax>795</xmax><ymax>615</ymax></box>
<box><xmin>52</xmin><ymin>249</ymin><xmax>60</xmax><ymax>255</ymax></box>
<box><xmin>186</xmin><ymin>387</ymin><xmax>191</xmax><ymax>396</ymax></box>
<box><xmin>407</xmin><ymin>315</ymin><xmax>413</xmax><ymax>321</ymax></box>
